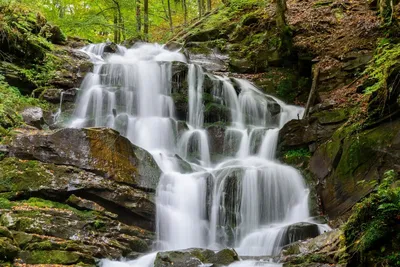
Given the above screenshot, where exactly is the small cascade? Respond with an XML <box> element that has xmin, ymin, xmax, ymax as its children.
<box><xmin>53</xmin><ymin>91</ymin><xmax>64</xmax><ymax>123</ymax></box>
<box><xmin>70</xmin><ymin>43</ymin><xmax>329</xmax><ymax>267</ymax></box>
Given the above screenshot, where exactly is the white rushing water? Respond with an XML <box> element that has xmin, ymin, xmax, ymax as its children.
<box><xmin>70</xmin><ymin>43</ymin><xmax>328</xmax><ymax>267</ymax></box>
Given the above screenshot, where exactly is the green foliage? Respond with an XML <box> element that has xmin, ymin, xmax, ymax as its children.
<box><xmin>0</xmin><ymin>75</ymin><xmax>46</xmax><ymax>133</ymax></box>
<box><xmin>0</xmin><ymin>3</ymin><xmax>54</xmax><ymax>61</ymax></box>
<box><xmin>344</xmin><ymin>170</ymin><xmax>400</xmax><ymax>266</ymax></box>
<box><xmin>0</xmin><ymin>198</ymin><xmax>13</xmax><ymax>209</ymax></box>
<box><xmin>0</xmin><ymin>0</ymin><xmax>226</xmax><ymax>43</ymax></box>
<box><xmin>363</xmin><ymin>40</ymin><xmax>400</xmax><ymax>94</ymax></box>
<box><xmin>283</xmin><ymin>149</ymin><xmax>311</xmax><ymax>165</ymax></box>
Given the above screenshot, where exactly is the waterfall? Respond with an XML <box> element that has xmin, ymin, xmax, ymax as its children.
<box><xmin>70</xmin><ymin>43</ymin><xmax>328</xmax><ymax>267</ymax></box>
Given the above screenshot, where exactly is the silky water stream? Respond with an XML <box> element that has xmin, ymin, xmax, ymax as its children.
<box><xmin>69</xmin><ymin>43</ymin><xmax>329</xmax><ymax>267</ymax></box>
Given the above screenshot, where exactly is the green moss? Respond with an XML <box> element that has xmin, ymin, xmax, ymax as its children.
<box><xmin>312</xmin><ymin>108</ymin><xmax>349</xmax><ymax>124</ymax></box>
<box><xmin>0</xmin><ymin>198</ymin><xmax>13</xmax><ymax>209</ymax></box>
<box><xmin>0</xmin><ymin>237</ymin><xmax>19</xmax><ymax>261</ymax></box>
<box><xmin>343</xmin><ymin>170</ymin><xmax>400</xmax><ymax>266</ymax></box>
<box><xmin>21</xmin><ymin>197</ymin><xmax>96</xmax><ymax>219</ymax></box>
<box><xmin>335</xmin><ymin>122</ymin><xmax>400</xmax><ymax>180</ymax></box>
<box><xmin>0</xmin><ymin>158</ymin><xmax>52</xmax><ymax>192</ymax></box>
<box><xmin>13</xmin><ymin>231</ymin><xmax>33</xmax><ymax>247</ymax></box>
<box><xmin>364</xmin><ymin>41</ymin><xmax>400</xmax><ymax>94</ymax></box>
<box><xmin>19</xmin><ymin>250</ymin><xmax>82</xmax><ymax>264</ymax></box>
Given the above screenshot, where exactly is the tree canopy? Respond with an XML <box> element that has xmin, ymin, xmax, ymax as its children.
<box><xmin>0</xmin><ymin>0</ymin><xmax>228</xmax><ymax>43</ymax></box>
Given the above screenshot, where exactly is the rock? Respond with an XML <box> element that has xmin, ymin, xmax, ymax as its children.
<box><xmin>0</xmin><ymin>197</ymin><xmax>154</xmax><ymax>264</ymax></box>
<box><xmin>279</xmin><ymin>222</ymin><xmax>321</xmax><ymax>247</ymax></box>
<box><xmin>186</xmin><ymin>29</ymin><xmax>221</xmax><ymax>42</ymax></box>
<box><xmin>207</xmin><ymin>124</ymin><xmax>226</xmax><ymax>161</ymax></box>
<box><xmin>48</xmin><ymin>25</ymin><xmax>67</xmax><ymax>45</ymax></box>
<box><xmin>42</xmin><ymin>88</ymin><xmax>77</xmax><ymax>103</ymax></box>
<box><xmin>312</xmin><ymin>120</ymin><xmax>400</xmax><ymax>218</ymax></box>
<box><xmin>8</xmin><ymin>127</ymin><xmax>161</xmax><ymax>190</ymax></box>
<box><xmin>21</xmin><ymin>107</ymin><xmax>44</xmax><ymax>129</ymax></box>
<box><xmin>278</xmin><ymin>114</ymin><xmax>344</xmax><ymax>153</ymax></box>
<box><xmin>280</xmin><ymin>230</ymin><xmax>342</xmax><ymax>266</ymax></box>
<box><xmin>49</xmin><ymin>48</ymin><xmax>93</xmax><ymax>90</ymax></box>
<box><xmin>0</xmin><ymin>237</ymin><xmax>19</xmax><ymax>261</ymax></box>
<box><xmin>104</xmin><ymin>42</ymin><xmax>118</xmax><ymax>54</ymax></box>
<box><xmin>0</xmin><ymin>157</ymin><xmax>156</xmax><ymax>229</ymax></box>
<box><xmin>66</xmin><ymin>194</ymin><xmax>106</xmax><ymax>212</ymax></box>
<box><xmin>154</xmin><ymin>248</ymin><xmax>239</xmax><ymax>267</ymax></box>
<box><xmin>204</xmin><ymin>103</ymin><xmax>231</xmax><ymax>123</ymax></box>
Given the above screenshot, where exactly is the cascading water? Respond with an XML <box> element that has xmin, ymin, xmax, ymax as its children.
<box><xmin>69</xmin><ymin>42</ymin><xmax>329</xmax><ymax>267</ymax></box>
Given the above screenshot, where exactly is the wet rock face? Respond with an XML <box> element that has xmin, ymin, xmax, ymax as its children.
<box><xmin>154</xmin><ymin>248</ymin><xmax>239</xmax><ymax>267</ymax></box>
<box><xmin>279</xmin><ymin>222</ymin><xmax>321</xmax><ymax>247</ymax></box>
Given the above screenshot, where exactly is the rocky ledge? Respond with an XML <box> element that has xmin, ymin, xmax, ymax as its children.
<box><xmin>0</xmin><ymin>127</ymin><xmax>162</xmax><ymax>265</ymax></box>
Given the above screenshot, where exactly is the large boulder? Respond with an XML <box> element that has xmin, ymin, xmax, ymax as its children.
<box><xmin>8</xmin><ymin>127</ymin><xmax>161</xmax><ymax>190</ymax></box>
<box><xmin>154</xmin><ymin>248</ymin><xmax>239</xmax><ymax>267</ymax></box>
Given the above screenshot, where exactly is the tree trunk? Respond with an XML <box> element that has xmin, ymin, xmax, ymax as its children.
<box><xmin>276</xmin><ymin>0</ymin><xmax>287</xmax><ymax>29</ymax></box>
<box><xmin>207</xmin><ymin>0</ymin><xmax>211</xmax><ymax>11</ymax></box>
<box><xmin>183</xmin><ymin>0</ymin><xmax>187</xmax><ymax>25</ymax></box>
<box><xmin>113</xmin><ymin>13</ymin><xmax>118</xmax><ymax>43</ymax></box>
<box><xmin>167</xmin><ymin>0</ymin><xmax>173</xmax><ymax>32</ymax></box>
<box><xmin>198</xmin><ymin>0</ymin><xmax>203</xmax><ymax>18</ymax></box>
<box><xmin>144</xmin><ymin>0</ymin><xmax>149</xmax><ymax>40</ymax></box>
<box><xmin>303</xmin><ymin>66</ymin><xmax>320</xmax><ymax>119</ymax></box>
<box><xmin>136</xmin><ymin>0</ymin><xmax>142</xmax><ymax>33</ymax></box>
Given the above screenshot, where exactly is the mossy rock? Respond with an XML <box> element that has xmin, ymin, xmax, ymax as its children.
<box><xmin>0</xmin><ymin>237</ymin><xmax>19</xmax><ymax>261</ymax></box>
<box><xmin>18</xmin><ymin>250</ymin><xmax>92</xmax><ymax>265</ymax></box>
<box><xmin>154</xmin><ymin>248</ymin><xmax>239</xmax><ymax>267</ymax></box>
<box><xmin>318</xmin><ymin>120</ymin><xmax>400</xmax><ymax>218</ymax></box>
<box><xmin>312</xmin><ymin>109</ymin><xmax>349</xmax><ymax>125</ymax></box>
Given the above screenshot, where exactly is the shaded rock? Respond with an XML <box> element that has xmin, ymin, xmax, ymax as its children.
<box><xmin>21</xmin><ymin>107</ymin><xmax>44</xmax><ymax>129</ymax></box>
<box><xmin>0</xmin><ymin>237</ymin><xmax>19</xmax><ymax>261</ymax></box>
<box><xmin>104</xmin><ymin>42</ymin><xmax>118</xmax><ymax>53</ymax></box>
<box><xmin>154</xmin><ymin>248</ymin><xmax>239</xmax><ymax>267</ymax></box>
<box><xmin>278</xmin><ymin>112</ymin><xmax>345</xmax><ymax>153</ymax></box>
<box><xmin>207</xmin><ymin>124</ymin><xmax>226</xmax><ymax>160</ymax></box>
<box><xmin>186</xmin><ymin>29</ymin><xmax>221</xmax><ymax>42</ymax></box>
<box><xmin>204</xmin><ymin>103</ymin><xmax>231</xmax><ymax>123</ymax></box>
<box><xmin>315</xmin><ymin>120</ymin><xmax>400</xmax><ymax>218</ymax></box>
<box><xmin>42</xmin><ymin>88</ymin><xmax>77</xmax><ymax>103</ymax></box>
<box><xmin>279</xmin><ymin>222</ymin><xmax>321</xmax><ymax>247</ymax></box>
<box><xmin>8</xmin><ymin>127</ymin><xmax>161</xmax><ymax>190</ymax></box>
<box><xmin>47</xmin><ymin>25</ymin><xmax>66</xmax><ymax>45</ymax></box>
